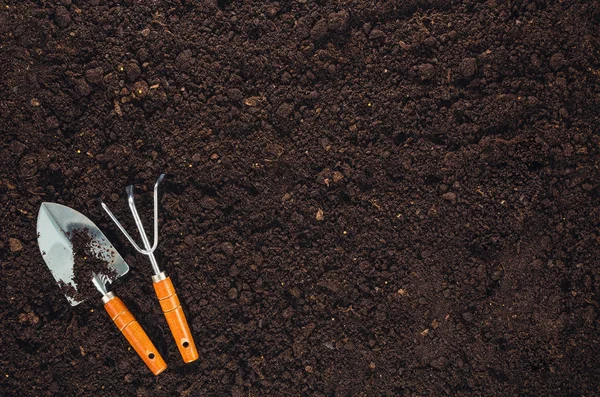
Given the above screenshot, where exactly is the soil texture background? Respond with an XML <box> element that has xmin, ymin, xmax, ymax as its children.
<box><xmin>2</xmin><ymin>0</ymin><xmax>600</xmax><ymax>395</ymax></box>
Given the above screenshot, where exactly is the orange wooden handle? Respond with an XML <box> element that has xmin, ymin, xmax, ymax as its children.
<box><xmin>104</xmin><ymin>296</ymin><xmax>168</xmax><ymax>375</ymax></box>
<box><xmin>153</xmin><ymin>277</ymin><xmax>198</xmax><ymax>363</ymax></box>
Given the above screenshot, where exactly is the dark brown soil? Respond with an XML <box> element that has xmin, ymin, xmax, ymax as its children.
<box><xmin>2</xmin><ymin>0</ymin><xmax>600</xmax><ymax>395</ymax></box>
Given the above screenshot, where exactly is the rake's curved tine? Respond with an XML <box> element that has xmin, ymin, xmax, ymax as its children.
<box><xmin>149</xmin><ymin>173</ymin><xmax>165</xmax><ymax>251</ymax></box>
<box><xmin>100</xmin><ymin>201</ymin><xmax>150</xmax><ymax>254</ymax></box>
<box><xmin>125</xmin><ymin>174</ymin><xmax>164</xmax><ymax>254</ymax></box>
<box><xmin>101</xmin><ymin>174</ymin><xmax>165</xmax><ymax>256</ymax></box>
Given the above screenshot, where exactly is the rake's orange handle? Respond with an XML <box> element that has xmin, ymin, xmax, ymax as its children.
<box><xmin>104</xmin><ymin>296</ymin><xmax>168</xmax><ymax>375</ymax></box>
<box><xmin>153</xmin><ymin>276</ymin><xmax>198</xmax><ymax>363</ymax></box>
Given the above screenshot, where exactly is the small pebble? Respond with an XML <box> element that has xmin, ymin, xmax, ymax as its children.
<box><xmin>315</xmin><ymin>208</ymin><xmax>324</xmax><ymax>221</ymax></box>
<box><xmin>9</xmin><ymin>238</ymin><xmax>23</xmax><ymax>252</ymax></box>
<box><xmin>228</xmin><ymin>288</ymin><xmax>238</xmax><ymax>299</ymax></box>
<box><xmin>332</xmin><ymin>171</ymin><xmax>344</xmax><ymax>183</ymax></box>
<box><xmin>243</xmin><ymin>97</ymin><xmax>261</xmax><ymax>107</ymax></box>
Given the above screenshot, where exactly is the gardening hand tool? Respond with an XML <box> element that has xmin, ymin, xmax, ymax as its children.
<box><xmin>36</xmin><ymin>202</ymin><xmax>168</xmax><ymax>375</ymax></box>
<box><xmin>101</xmin><ymin>175</ymin><xmax>199</xmax><ymax>363</ymax></box>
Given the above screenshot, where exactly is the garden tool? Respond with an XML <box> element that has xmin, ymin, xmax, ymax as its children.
<box><xmin>101</xmin><ymin>175</ymin><xmax>199</xmax><ymax>363</ymax></box>
<box><xmin>37</xmin><ymin>202</ymin><xmax>167</xmax><ymax>375</ymax></box>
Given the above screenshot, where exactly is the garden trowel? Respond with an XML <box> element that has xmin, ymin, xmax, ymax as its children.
<box><xmin>36</xmin><ymin>202</ymin><xmax>167</xmax><ymax>375</ymax></box>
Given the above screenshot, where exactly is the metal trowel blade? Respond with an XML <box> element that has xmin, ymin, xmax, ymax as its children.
<box><xmin>36</xmin><ymin>202</ymin><xmax>129</xmax><ymax>306</ymax></box>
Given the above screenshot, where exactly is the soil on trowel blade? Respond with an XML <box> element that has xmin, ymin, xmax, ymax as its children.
<box><xmin>62</xmin><ymin>228</ymin><xmax>118</xmax><ymax>303</ymax></box>
<box><xmin>2</xmin><ymin>1</ymin><xmax>600</xmax><ymax>396</ymax></box>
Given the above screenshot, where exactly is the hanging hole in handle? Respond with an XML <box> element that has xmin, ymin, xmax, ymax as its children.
<box><xmin>148</xmin><ymin>353</ymin><xmax>155</xmax><ymax>359</ymax></box>
<box><xmin>182</xmin><ymin>341</ymin><xmax>190</xmax><ymax>348</ymax></box>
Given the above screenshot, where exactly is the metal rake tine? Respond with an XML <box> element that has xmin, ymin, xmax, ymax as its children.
<box><xmin>125</xmin><ymin>173</ymin><xmax>165</xmax><ymax>254</ymax></box>
<box><xmin>100</xmin><ymin>200</ymin><xmax>150</xmax><ymax>254</ymax></box>
<box><xmin>101</xmin><ymin>174</ymin><xmax>166</xmax><ymax>256</ymax></box>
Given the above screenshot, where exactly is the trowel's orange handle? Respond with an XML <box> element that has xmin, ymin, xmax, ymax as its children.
<box><xmin>153</xmin><ymin>276</ymin><xmax>198</xmax><ymax>363</ymax></box>
<box><xmin>104</xmin><ymin>296</ymin><xmax>168</xmax><ymax>375</ymax></box>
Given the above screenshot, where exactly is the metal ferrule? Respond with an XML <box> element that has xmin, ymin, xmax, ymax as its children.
<box><xmin>152</xmin><ymin>271</ymin><xmax>168</xmax><ymax>283</ymax></box>
<box><xmin>101</xmin><ymin>291</ymin><xmax>116</xmax><ymax>304</ymax></box>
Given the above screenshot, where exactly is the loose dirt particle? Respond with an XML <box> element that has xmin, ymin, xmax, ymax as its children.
<box><xmin>443</xmin><ymin>192</ymin><xmax>457</xmax><ymax>203</ymax></box>
<box><xmin>243</xmin><ymin>96</ymin><xmax>261</xmax><ymax>107</ymax></box>
<box><xmin>125</xmin><ymin>61</ymin><xmax>141</xmax><ymax>83</ymax></box>
<box><xmin>310</xmin><ymin>19</ymin><xmax>328</xmax><ymax>41</ymax></box>
<box><xmin>54</xmin><ymin>6</ymin><xmax>71</xmax><ymax>28</ymax></box>
<box><xmin>227</xmin><ymin>88</ymin><xmax>243</xmax><ymax>101</ymax></box>
<box><xmin>430</xmin><ymin>357</ymin><xmax>447</xmax><ymax>370</ymax></box>
<box><xmin>276</xmin><ymin>102</ymin><xmax>294</xmax><ymax>118</ymax></box>
<box><xmin>418</xmin><ymin>63</ymin><xmax>436</xmax><ymax>80</ymax></box>
<box><xmin>316</xmin><ymin>208</ymin><xmax>324</xmax><ymax>221</ymax></box>
<box><xmin>550</xmin><ymin>53</ymin><xmax>565</xmax><ymax>70</ymax></box>
<box><xmin>132</xmin><ymin>80</ymin><xmax>149</xmax><ymax>98</ymax></box>
<box><xmin>459</xmin><ymin>57</ymin><xmax>477</xmax><ymax>78</ymax></box>
<box><xmin>18</xmin><ymin>311</ymin><xmax>39</xmax><ymax>325</ymax></box>
<box><xmin>332</xmin><ymin>171</ymin><xmax>344</xmax><ymax>183</ymax></box>
<box><xmin>327</xmin><ymin>11</ymin><xmax>349</xmax><ymax>32</ymax></box>
<box><xmin>113</xmin><ymin>101</ymin><xmax>122</xmax><ymax>116</ymax></box>
<box><xmin>369</xmin><ymin>28</ymin><xmax>385</xmax><ymax>40</ymax></box>
<box><xmin>9</xmin><ymin>238</ymin><xmax>23</xmax><ymax>252</ymax></box>
<box><xmin>85</xmin><ymin>68</ymin><xmax>104</xmax><ymax>85</ymax></box>
<box><xmin>75</xmin><ymin>79</ymin><xmax>91</xmax><ymax>96</ymax></box>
